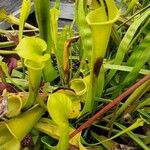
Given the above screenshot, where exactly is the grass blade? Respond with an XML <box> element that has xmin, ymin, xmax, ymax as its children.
<box><xmin>106</xmin><ymin>8</ymin><xmax>150</xmax><ymax>85</ymax></box>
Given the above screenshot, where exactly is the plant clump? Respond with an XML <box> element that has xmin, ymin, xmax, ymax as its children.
<box><xmin>0</xmin><ymin>0</ymin><xmax>150</xmax><ymax>150</ymax></box>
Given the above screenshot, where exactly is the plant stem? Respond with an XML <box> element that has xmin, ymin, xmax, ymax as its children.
<box><xmin>24</xmin><ymin>68</ymin><xmax>42</xmax><ymax>108</ymax></box>
<box><xmin>69</xmin><ymin>74</ymin><xmax>150</xmax><ymax>139</ymax></box>
<box><xmin>0</xmin><ymin>41</ymin><xmax>15</xmax><ymax>48</ymax></box>
<box><xmin>8</xmin><ymin>14</ymin><xmax>38</xmax><ymax>30</ymax></box>
<box><xmin>0</xmin><ymin>29</ymin><xmax>39</xmax><ymax>34</ymax></box>
<box><xmin>57</xmin><ymin>124</ymin><xmax>69</xmax><ymax>150</ymax></box>
<box><xmin>0</xmin><ymin>50</ymin><xmax>17</xmax><ymax>54</ymax></box>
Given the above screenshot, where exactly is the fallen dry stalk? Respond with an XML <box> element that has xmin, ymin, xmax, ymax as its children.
<box><xmin>69</xmin><ymin>74</ymin><xmax>150</xmax><ymax>139</ymax></box>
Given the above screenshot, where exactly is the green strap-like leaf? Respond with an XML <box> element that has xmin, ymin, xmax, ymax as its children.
<box><xmin>114</xmin><ymin>121</ymin><xmax>150</xmax><ymax>150</ymax></box>
<box><xmin>103</xmin><ymin>64</ymin><xmax>150</xmax><ymax>75</ymax></box>
<box><xmin>115</xmin><ymin>80</ymin><xmax>150</xmax><ymax>118</ymax></box>
<box><xmin>91</xmin><ymin>132</ymin><xmax>117</xmax><ymax>150</ymax></box>
<box><xmin>113</xmin><ymin>32</ymin><xmax>150</xmax><ymax>96</ymax></box>
<box><xmin>106</xmin><ymin>8</ymin><xmax>150</xmax><ymax>85</ymax></box>
<box><xmin>34</xmin><ymin>0</ymin><xmax>57</xmax><ymax>82</ymax></box>
<box><xmin>124</xmin><ymin>0</ymin><xmax>139</xmax><ymax>15</ymax></box>
<box><xmin>19</xmin><ymin>0</ymin><xmax>31</xmax><ymax>40</ymax></box>
<box><xmin>75</xmin><ymin>0</ymin><xmax>92</xmax><ymax>62</ymax></box>
<box><xmin>100</xmin><ymin>117</ymin><xmax>147</xmax><ymax>145</ymax></box>
<box><xmin>50</xmin><ymin>7</ymin><xmax>60</xmax><ymax>51</ymax></box>
<box><xmin>34</xmin><ymin>0</ymin><xmax>51</xmax><ymax>52</ymax></box>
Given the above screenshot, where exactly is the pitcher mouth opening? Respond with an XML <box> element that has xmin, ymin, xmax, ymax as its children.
<box><xmin>86</xmin><ymin>8</ymin><xmax>120</xmax><ymax>26</ymax></box>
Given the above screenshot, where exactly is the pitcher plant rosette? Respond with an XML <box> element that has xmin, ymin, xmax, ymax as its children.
<box><xmin>0</xmin><ymin>0</ymin><xmax>150</xmax><ymax>150</ymax></box>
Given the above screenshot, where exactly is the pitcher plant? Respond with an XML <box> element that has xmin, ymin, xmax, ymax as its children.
<box><xmin>0</xmin><ymin>0</ymin><xmax>148</xmax><ymax>149</ymax></box>
<box><xmin>0</xmin><ymin>105</ymin><xmax>45</xmax><ymax>150</ymax></box>
<box><xmin>81</xmin><ymin>0</ymin><xmax>120</xmax><ymax>114</ymax></box>
<box><xmin>16</xmin><ymin>37</ymin><xmax>50</xmax><ymax>108</ymax></box>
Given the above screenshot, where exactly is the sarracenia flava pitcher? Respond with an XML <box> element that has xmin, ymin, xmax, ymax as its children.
<box><xmin>16</xmin><ymin>37</ymin><xmax>50</xmax><ymax>108</ymax></box>
<box><xmin>82</xmin><ymin>0</ymin><xmax>120</xmax><ymax>114</ymax></box>
<box><xmin>0</xmin><ymin>105</ymin><xmax>45</xmax><ymax>150</ymax></box>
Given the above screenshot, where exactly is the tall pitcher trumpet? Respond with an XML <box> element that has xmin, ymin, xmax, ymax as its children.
<box><xmin>82</xmin><ymin>0</ymin><xmax>120</xmax><ymax>114</ymax></box>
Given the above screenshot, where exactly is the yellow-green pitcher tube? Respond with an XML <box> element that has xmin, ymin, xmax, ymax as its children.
<box><xmin>8</xmin><ymin>105</ymin><xmax>45</xmax><ymax>141</ymax></box>
<box><xmin>15</xmin><ymin>37</ymin><xmax>50</xmax><ymax>109</ymax></box>
<box><xmin>81</xmin><ymin>0</ymin><xmax>120</xmax><ymax>114</ymax></box>
<box><xmin>24</xmin><ymin>67</ymin><xmax>42</xmax><ymax>108</ymax></box>
<box><xmin>0</xmin><ymin>105</ymin><xmax>45</xmax><ymax>150</ymax></box>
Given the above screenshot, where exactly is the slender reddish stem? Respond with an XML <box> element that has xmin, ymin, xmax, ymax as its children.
<box><xmin>69</xmin><ymin>74</ymin><xmax>150</xmax><ymax>139</ymax></box>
